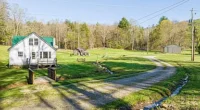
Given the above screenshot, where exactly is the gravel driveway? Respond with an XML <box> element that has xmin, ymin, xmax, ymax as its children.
<box><xmin>4</xmin><ymin>56</ymin><xmax>176</xmax><ymax>110</ymax></box>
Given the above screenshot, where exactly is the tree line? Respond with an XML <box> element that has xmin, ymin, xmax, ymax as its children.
<box><xmin>0</xmin><ymin>0</ymin><xmax>199</xmax><ymax>53</ymax></box>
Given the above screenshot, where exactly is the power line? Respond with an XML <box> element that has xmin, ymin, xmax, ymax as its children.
<box><xmin>139</xmin><ymin>0</ymin><xmax>190</xmax><ymax>24</ymax></box>
<box><xmin>136</xmin><ymin>0</ymin><xmax>188</xmax><ymax>21</ymax></box>
<box><xmin>24</xmin><ymin>0</ymin><xmax>190</xmax><ymax>26</ymax></box>
<box><xmin>48</xmin><ymin>0</ymin><xmax>189</xmax><ymax>23</ymax></box>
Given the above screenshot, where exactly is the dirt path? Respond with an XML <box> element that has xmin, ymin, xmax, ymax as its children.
<box><xmin>2</xmin><ymin>56</ymin><xmax>176</xmax><ymax>110</ymax></box>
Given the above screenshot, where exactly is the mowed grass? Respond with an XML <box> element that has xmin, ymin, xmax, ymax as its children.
<box><xmin>157</xmin><ymin>52</ymin><xmax>200</xmax><ymax>109</ymax></box>
<box><xmin>1</xmin><ymin>45</ymin><xmax>199</xmax><ymax>109</ymax></box>
<box><xmin>53</xmin><ymin>49</ymin><xmax>156</xmax><ymax>85</ymax></box>
<box><xmin>0</xmin><ymin>45</ymin><xmax>155</xmax><ymax>89</ymax></box>
<box><xmin>0</xmin><ymin>46</ymin><xmax>28</xmax><ymax>89</ymax></box>
<box><xmin>101</xmin><ymin>51</ymin><xmax>200</xmax><ymax>109</ymax></box>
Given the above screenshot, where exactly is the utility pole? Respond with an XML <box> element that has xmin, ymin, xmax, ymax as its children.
<box><xmin>191</xmin><ymin>8</ymin><xmax>195</xmax><ymax>61</ymax></box>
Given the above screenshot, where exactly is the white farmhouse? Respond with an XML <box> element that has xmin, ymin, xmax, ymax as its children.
<box><xmin>8</xmin><ymin>32</ymin><xmax>57</xmax><ymax>67</ymax></box>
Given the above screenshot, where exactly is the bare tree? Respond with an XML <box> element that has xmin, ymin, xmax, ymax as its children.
<box><xmin>10</xmin><ymin>4</ymin><xmax>25</xmax><ymax>35</ymax></box>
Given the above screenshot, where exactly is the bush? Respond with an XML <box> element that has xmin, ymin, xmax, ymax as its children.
<box><xmin>198</xmin><ymin>45</ymin><xmax>200</xmax><ymax>54</ymax></box>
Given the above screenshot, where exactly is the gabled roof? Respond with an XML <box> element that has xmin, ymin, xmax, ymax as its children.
<box><xmin>8</xmin><ymin>32</ymin><xmax>57</xmax><ymax>51</ymax></box>
<box><xmin>12</xmin><ymin>36</ymin><xmax>26</xmax><ymax>46</ymax></box>
<box><xmin>12</xmin><ymin>36</ymin><xmax>54</xmax><ymax>46</ymax></box>
<box><xmin>41</xmin><ymin>37</ymin><xmax>54</xmax><ymax>46</ymax></box>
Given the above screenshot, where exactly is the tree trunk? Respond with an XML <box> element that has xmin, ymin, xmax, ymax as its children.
<box><xmin>131</xmin><ymin>29</ymin><xmax>135</xmax><ymax>50</ymax></box>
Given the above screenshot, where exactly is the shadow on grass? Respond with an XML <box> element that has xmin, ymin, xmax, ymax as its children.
<box><xmin>0</xmin><ymin>62</ymin><xmax>27</xmax><ymax>89</ymax></box>
<box><xmin>36</xmin><ymin>94</ymin><xmax>56</xmax><ymax>109</ymax></box>
<box><xmin>104</xmin><ymin>56</ymin><xmax>150</xmax><ymax>61</ymax></box>
<box><xmin>0</xmin><ymin>56</ymin><xmax>178</xmax><ymax>109</ymax></box>
<box><xmin>54</xmin><ymin>60</ymin><xmax>155</xmax><ymax>86</ymax></box>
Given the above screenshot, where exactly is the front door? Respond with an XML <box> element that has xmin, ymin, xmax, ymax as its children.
<box><xmin>30</xmin><ymin>52</ymin><xmax>38</xmax><ymax>65</ymax></box>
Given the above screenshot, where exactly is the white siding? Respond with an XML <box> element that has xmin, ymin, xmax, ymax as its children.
<box><xmin>9</xmin><ymin>33</ymin><xmax>56</xmax><ymax>66</ymax></box>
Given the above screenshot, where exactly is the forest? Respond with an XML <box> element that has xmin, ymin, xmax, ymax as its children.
<box><xmin>0</xmin><ymin>0</ymin><xmax>200</xmax><ymax>52</ymax></box>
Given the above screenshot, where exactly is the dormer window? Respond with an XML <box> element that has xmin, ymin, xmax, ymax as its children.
<box><xmin>34</xmin><ymin>38</ymin><xmax>38</xmax><ymax>45</ymax></box>
<box><xmin>29</xmin><ymin>38</ymin><xmax>33</xmax><ymax>45</ymax></box>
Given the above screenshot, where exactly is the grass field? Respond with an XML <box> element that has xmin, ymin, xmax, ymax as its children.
<box><xmin>101</xmin><ymin>51</ymin><xmax>200</xmax><ymax>109</ymax></box>
<box><xmin>0</xmin><ymin>45</ymin><xmax>155</xmax><ymax>92</ymax></box>
<box><xmin>1</xmin><ymin>45</ymin><xmax>200</xmax><ymax>109</ymax></box>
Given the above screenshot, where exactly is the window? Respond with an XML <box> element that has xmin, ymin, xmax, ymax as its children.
<box><xmin>34</xmin><ymin>38</ymin><xmax>38</xmax><ymax>45</ymax></box>
<box><xmin>32</xmin><ymin>52</ymin><xmax>35</xmax><ymax>59</ymax></box>
<box><xmin>43</xmin><ymin>52</ymin><xmax>48</xmax><ymax>58</ymax></box>
<box><xmin>18</xmin><ymin>52</ymin><xmax>23</xmax><ymax>57</ymax></box>
<box><xmin>29</xmin><ymin>38</ymin><xmax>33</xmax><ymax>45</ymax></box>
<box><xmin>49</xmin><ymin>52</ymin><xmax>51</xmax><ymax>58</ymax></box>
<box><xmin>40</xmin><ymin>52</ymin><xmax>42</xmax><ymax>58</ymax></box>
<box><xmin>40</xmin><ymin>52</ymin><xmax>51</xmax><ymax>59</ymax></box>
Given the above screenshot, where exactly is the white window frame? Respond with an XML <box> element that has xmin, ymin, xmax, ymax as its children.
<box><xmin>29</xmin><ymin>38</ymin><xmax>33</xmax><ymax>45</ymax></box>
<box><xmin>32</xmin><ymin>52</ymin><xmax>36</xmax><ymax>59</ymax></box>
<box><xmin>40</xmin><ymin>52</ymin><xmax>42</xmax><ymax>58</ymax></box>
<box><xmin>18</xmin><ymin>52</ymin><xmax>23</xmax><ymax>57</ymax></box>
<box><xmin>49</xmin><ymin>52</ymin><xmax>51</xmax><ymax>58</ymax></box>
<box><xmin>34</xmin><ymin>38</ymin><xmax>38</xmax><ymax>45</ymax></box>
<box><xmin>43</xmin><ymin>52</ymin><xmax>48</xmax><ymax>59</ymax></box>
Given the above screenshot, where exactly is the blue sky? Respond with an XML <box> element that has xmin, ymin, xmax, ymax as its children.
<box><xmin>7</xmin><ymin>0</ymin><xmax>200</xmax><ymax>27</ymax></box>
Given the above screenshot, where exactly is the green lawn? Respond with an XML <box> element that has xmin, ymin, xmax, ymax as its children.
<box><xmin>1</xmin><ymin>45</ymin><xmax>199</xmax><ymax>109</ymax></box>
<box><xmin>0</xmin><ymin>46</ymin><xmax>28</xmax><ymax>89</ymax></box>
<box><xmin>0</xmin><ymin>45</ymin><xmax>156</xmax><ymax>109</ymax></box>
<box><xmin>52</xmin><ymin>49</ymin><xmax>156</xmax><ymax>85</ymax></box>
<box><xmin>0</xmin><ymin>45</ymin><xmax>155</xmax><ymax>89</ymax></box>
<box><xmin>101</xmin><ymin>51</ymin><xmax>200</xmax><ymax>109</ymax></box>
<box><xmin>157</xmin><ymin>52</ymin><xmax>200</xmax><ymax>109</ymax></box>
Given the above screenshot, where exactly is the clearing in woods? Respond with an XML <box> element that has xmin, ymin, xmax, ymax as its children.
<box><xmin>0</xmin><ymin>45</ymin><xmax>200</xmax><ymax>109</ymax></box>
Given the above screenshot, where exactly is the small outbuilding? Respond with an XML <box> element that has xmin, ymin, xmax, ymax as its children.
<box><xmin>164</xmin><ymin>45</ymin><xmax>181</xmax><ymax>54</ymax></box>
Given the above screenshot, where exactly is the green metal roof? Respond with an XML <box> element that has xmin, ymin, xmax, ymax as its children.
<box><xmin>41</xmin><ymin>36</ymin><xmax>54</xmax><ymax>46</ymax></box>
<box><xmin>12</xmin><ymin>36</ymin><xmax>54</xmax><ymax>46</ymax></box>
<box><xmin>12</xmin><ymin>36</ymin><xmax>26</xmax><ymax>46</ymax></box>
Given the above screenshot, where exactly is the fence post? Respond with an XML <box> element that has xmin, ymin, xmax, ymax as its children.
<box><xmin>47</xmin><ymin>67</ymin><xmax>56</xmax><ymax>81</ymax></box>
<box><xmin>28</xmin><ymin>68</ymin><xmax>34</xmax><ymax>84</ymax></box>
<box><xmin>48</xmin><ymin>67</ymin><xmax>51</xmax><ymax>78</ymax></box>
<box><xmin>51</xmin><ymin>68</ymin><xmax>56</xmax><ymax>80</ymax></box>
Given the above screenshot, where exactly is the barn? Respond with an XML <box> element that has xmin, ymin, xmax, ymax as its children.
<box><xmin>164</xmin><ymin>45</ymin><xmax>181</xmax><ymax>54</ymax></box>
<box><xmin>8</xmin><ymin>32</ymin><xmax>58</xmax><ymax>67</ymax></box>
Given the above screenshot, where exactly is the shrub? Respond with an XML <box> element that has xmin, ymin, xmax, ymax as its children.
<box><xmin>198</xmin><ymin>45</ymin><xmax>200</xmax><ymax>54</ymax></box>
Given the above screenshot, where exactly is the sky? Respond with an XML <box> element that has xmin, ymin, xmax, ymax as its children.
<box><xmin>7</xmin><ymin>0</ymin><xmax>200</xmax><ymax>27</ymax></box>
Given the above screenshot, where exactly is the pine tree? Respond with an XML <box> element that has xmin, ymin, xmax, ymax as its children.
<box><xmin>118</xmin><ymin>17</ymin><xmax>130</xmax><ymax>30</ymax></box>
<box><xmin>159</xmin><ymin>16</ymin><xmax>168</xmax><ymax>24</ymax></box>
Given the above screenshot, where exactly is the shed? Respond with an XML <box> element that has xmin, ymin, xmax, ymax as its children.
<box><xmin>164</xmin><ymin>45</ymin><xmax>181</xmax><ymax>54</ymax></box>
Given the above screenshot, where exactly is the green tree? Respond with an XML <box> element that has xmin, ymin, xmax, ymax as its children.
<box><xmin>80</xmin><ymin>23</ymin><xmax>90</xmax><ymax>49</ymax></box>
<box><xmin>118</xmin><ymin>17</ymin><xmax>130</xmax><ymax>30</ymax></box>
<box><xmin>159</xmin><ymin>16</ymin><xmax>168</xmax><ymax>24</ymax></box>
<box><xmin>198</xmin><ymin>45</ymin><xmax>200</xmax><ymax>54</ymax></box>
<box><xmin>93</xmin><ymin>23</ymin><xmax>101</xmax><ymax>47</ymax></box>
<box><xmin>194</xmin><ymin>19</ymin><xmax>200</xmax><ymax>50</ymax></box>
<box><xmin>0</xmin><ymin>0</ymin><xmax>9</xmax><ymax>45</ymax></box>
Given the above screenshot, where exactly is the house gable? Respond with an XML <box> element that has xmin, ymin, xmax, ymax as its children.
<box><xmin>8</xmin><ymin>32</ymin><xmax>56</xmax><ymax>51</ymax></box>
<box><xmin>12</xmin><ymin>36</ymin><xmax>26</xmax><ymax>46</ymax></box>
<box><xmin>8</xmin><ymin>32</ymin><xmax>57</xmax><ymax>66</ymax></box>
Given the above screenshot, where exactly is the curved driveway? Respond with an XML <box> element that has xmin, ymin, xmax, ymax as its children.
<box><xmin>8</xmin><ymin>56</ymin><xmax>176</xmax><ymax>110</ymax></box>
